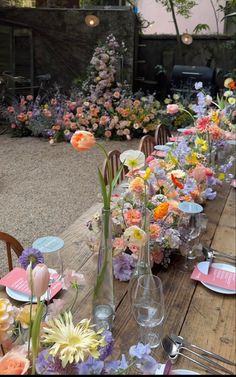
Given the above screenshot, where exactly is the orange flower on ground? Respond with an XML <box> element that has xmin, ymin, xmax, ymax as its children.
<box><xmin>171</xmin><ymin>174</ymin><xmax>184</xmax><ymax>190</ymax></box>
<box><xmin>0</xmin><ymin>346</ymin><xmax>29</xmax><ymax>375</ymax></box>
<box><xmin>71</xmin><ymin>131</ymin><xmax>96</xmax><ymax>152</ymax></box>
<box><xmin>153</xmin><ymin>202</ymin><xmax>169</xmax><ymax>221</ymax></box>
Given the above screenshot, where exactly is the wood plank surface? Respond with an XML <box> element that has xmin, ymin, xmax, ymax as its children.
<box><xmin>0</xmin><ymin>183</ymin><xmax>235</xmax><ymax>375</ymax></box>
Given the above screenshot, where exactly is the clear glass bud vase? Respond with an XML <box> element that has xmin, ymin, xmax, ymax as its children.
<box><xmin>128</xmin><ymin>208</ymin><xmax>152</xmax><ymax>299</ymax></box>
<box><xmin>92</xmin><ymin>208</ymin><xmax>114</xmax><ymax>331</ymax></box>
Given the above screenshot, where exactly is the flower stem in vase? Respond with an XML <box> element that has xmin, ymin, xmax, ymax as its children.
<box><xmin>92</xmin><ymin>208</ymin><xmax>114</xmax><ymax>331</ymax></box>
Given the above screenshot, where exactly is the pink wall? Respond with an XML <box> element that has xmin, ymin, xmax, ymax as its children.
<box><xmin>138</xmin><ymin>0</ymin><xmax>226</xmax><ymax>35</ymax></box>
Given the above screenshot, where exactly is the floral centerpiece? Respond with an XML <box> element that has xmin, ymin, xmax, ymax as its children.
<box><xmin>0</xmin><ymin>248</ymin><xmax>172</xmax><ymax>375</ymax></box>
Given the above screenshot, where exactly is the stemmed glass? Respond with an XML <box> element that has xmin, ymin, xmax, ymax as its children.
<box><xmin>130</xmin><ymin>274</ymin><xmax>165</xmax><ymax>349</ymax></box>
<box><xmin>178</xmin><ymin>202</ymin><xmax>203</xmax><ymax>272</ymax></box>
<box><xmin>32</xmin><ymin>236</ymin><xmax>64</xmax><ymax>301</ymax></box>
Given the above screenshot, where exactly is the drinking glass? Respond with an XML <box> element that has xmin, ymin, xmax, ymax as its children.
<box><xmin>32</xmin><ymin>236</ymin><xmax>64</xmax><ymax>300</ymax></box>
<box><xmin>178</xmin><ymin>202</ymin><xmax>203</xmax><ymax>272</ymax></box>
<box><xmin>131</xmin><ymin>274</ymin><xmax>165</xmax><ymax>348</ymax></box>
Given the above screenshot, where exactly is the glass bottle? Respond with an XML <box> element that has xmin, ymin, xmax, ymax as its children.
<box><xmin>92</xmin><ymin>208</ymin><xmax>114</xmax><ymax>331</ymax></box>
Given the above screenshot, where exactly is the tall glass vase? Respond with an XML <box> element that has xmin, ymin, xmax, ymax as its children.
<box><xmin>128</xmin><ymin>208</ymin><xmax>152</xmax><ymax>299</ymax></box>
<box><xmin>92</xmin><ymin>208</ymin><xmax>114</xmax><ymax>331</ymax></box>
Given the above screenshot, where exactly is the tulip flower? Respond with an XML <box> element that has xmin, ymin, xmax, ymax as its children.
<box><xmin>27</xmin><ymin>263</ymin><xmax>50</xmax><ymax>299</ymax></box>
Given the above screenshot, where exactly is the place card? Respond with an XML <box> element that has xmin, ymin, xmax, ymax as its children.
<box><xmin>191</xmin><ymin>264</ymin><xmax>236</xmax><ymax>291</ymax></box>
<box><xmin>0</xmin><ymin>267</ymin><xmax>62</xmax><ymax>299</ymax></box>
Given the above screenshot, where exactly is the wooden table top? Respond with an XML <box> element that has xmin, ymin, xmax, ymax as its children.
<box><xmin>1</xmin><ymin>183</ymin><xmax>235</xmax><ymax>374</ymax></box>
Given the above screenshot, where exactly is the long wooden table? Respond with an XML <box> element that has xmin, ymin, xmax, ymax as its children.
<box><xmin>1</xmin><ymin>183</ymin><xmax>235</xmax><ymax>374</ymax></box>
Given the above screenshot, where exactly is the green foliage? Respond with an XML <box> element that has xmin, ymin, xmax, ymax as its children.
<box><xmin>155</xmin><ymin>0</ymin><xmax>197</xmax><ymax>18</ymax></box>
<box><xmin>193</xmin><ymin>23</ymin><xmax>210</xmax><ymax>34</ymax></box>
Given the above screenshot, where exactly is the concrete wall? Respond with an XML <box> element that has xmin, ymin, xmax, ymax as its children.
<box><xmin>0</xmin><ymin>7</ymin><xmax>137</xmax><ymax>88</ymax></box>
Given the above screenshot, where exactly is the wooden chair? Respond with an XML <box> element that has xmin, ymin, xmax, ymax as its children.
<box><xmin>138</xmin><ymin>135</ymin><xmax>155</xmax><ymax>158</ymax></box>
<box><xmin>0</xmin><ymin>231</ymin><xmax>24</xmax><ymax>271</ymax></box>
<box><xmin>102</xmin><ymin>150</ymin><xmax>128</xmax><ymax>187</ymax></box>
<box><xmin>155</xmin><ymin>124</ymin><xmax>172</xmax><ymax>145</ymax></box>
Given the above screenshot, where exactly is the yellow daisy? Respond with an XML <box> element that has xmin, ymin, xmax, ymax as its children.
<box><xmin>42</xmin><ymin>312</ymin><xmax>106</xmax><ymax>367</ymax></box>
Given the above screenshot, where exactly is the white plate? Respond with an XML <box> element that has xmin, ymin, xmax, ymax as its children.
<box><xmin>5</xmin><ymin>268</ymin><xmax>59</xmax><ymax>303</ymax></box>
<box><xmin>227</xmin><ymin>140</ymin><xmax>236</xmax><ymax>145</ymax></box>
<box><xmin>154</xmin><ymin>145</ymin><xmax>170</xmax><ymax>151</ymax></box>
<box><xmin>172</xmin><ymin>370</ymin><xmax>199</xmax><ymax>375</ymax></box>
<box><xmin>177</xmin><ymin>128</ymin><xmax>188</xmax><ymax>133</ymax></box>
<box><xmin>6</xmin><ymin>287</ymin><xmax>47</xmax><ymax>303</ymax></box>
<box><xmin>200</xmin><ymin>263</ymin><xmax>236</xmax><ymax>294</ymax></box>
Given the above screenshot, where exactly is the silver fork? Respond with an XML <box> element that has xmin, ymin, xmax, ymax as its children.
<box><xmin>171</xmin><ymin>334</ymin><xmax>236</xmax><ymax>367</ymax></box>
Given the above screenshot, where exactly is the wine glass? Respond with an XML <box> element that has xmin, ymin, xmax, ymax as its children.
<box><xmin>32</xmin><ymin>236</ymin><xmax>64</xmax><ymax>300</ymax></box>
<box><xmin>178</xmin><ymin>202</ymin><xmax>203</xmax><ymax>272</ymax></box>
<box><xmin>130</xmin><ymin>274</ymin><xmax>165</xmax><ymax>348</ymax></box>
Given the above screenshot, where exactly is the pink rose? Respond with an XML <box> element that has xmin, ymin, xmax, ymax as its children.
<box><xmin>166</xmin><ymin>104</ymin><xmax>179</xmax><ymax>115</ymax></box>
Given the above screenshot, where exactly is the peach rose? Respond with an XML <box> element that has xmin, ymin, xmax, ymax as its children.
<box><xmin>71</xmin><ymin>131</ymin><xmax>96</xmax><ymax>152</ymax></box>
<box><xmin>0</xmin><ymin>346</ymin><xmax>29</xmax><ymax>375</ymax></box>
<box><xmin>129</xmin><ymin>177</ymin><xmax>145</xmax><ymax>194</ymax></box>
<box><xmin>166</xmin><ymin>104</ymin><xmax>179</xmax><ymax>115</ymax></box>
<box><xmin>124</xmin><ymin>209</ymin><xmax>142</xmax><ymax>226</ymax></box>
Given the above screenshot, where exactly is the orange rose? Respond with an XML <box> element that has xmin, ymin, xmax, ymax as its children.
<box><xmin>153</xmin><ymin>202</ymin><xmax>169</xmax><ymax>220</ymax></box>
<box><xmin>70</xmin><ymin>131</ymin><xmax>96</xmax><ymax>152</ymax></box>
<box><xmin>0</xmin><ymin>350</ymin><xmax>29</xmax><ymax>375</ymax></box>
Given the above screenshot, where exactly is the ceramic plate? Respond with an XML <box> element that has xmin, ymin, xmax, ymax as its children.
<box><xmin>177</xmin><ymin>128</ymin><xmax>188</xmax><ymax>133</ymax></box>
<box><xmin>201</xmin><ymin>263</ymin><xmax>236</xmax><ymax>294</ymax></box>
<box><xmin>178</xmin><ymin>201</ymin><xmax>203</xmax><ymax>214</ymax></box>
<box><xmin>154</xmin><ymin>145</ymin><xmax>170</xmax><ymax>151</ymax></box>
<box><xmin>172</xmin><ymin>370</ymin><xmax>199</xmax><ymax>375</ymax></box>
<box><xmin>6</xmin><ymin>287</ymin><xmax>47</xmax><ymax>303</ymax></box>
<box><xmin>227</xmin><ymin>140</ymin><xmax>236</xmax><ymax>145</ymax></box>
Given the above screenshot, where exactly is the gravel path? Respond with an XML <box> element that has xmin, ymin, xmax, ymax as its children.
<box><xmin>0</xmin><ymin>134</ymin><xmax>139</xmax><ymax>276</ymax></box>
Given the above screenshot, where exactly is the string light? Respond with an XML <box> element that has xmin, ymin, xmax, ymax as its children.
<box><xmin>85</xmin><ymin>15</ymin><xmax>100</xmax><ymax>27</ymax></box>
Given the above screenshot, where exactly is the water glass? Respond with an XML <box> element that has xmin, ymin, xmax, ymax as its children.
<box><xmin>131</xmin><ymin>274</ymin><xmax>165</xmax><ymax>348</ymax></box>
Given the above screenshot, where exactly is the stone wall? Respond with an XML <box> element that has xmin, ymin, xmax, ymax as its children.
<box><xmin>0</xmin><ymin>7</ymin><xmax>137</xmax><ymax>88</ymax></box>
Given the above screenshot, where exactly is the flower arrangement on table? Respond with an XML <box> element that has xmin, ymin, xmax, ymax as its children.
<box><xmin>0</xmin><ymin>247</ymin><xmax>172</xmax><ymax>375</ymax></box>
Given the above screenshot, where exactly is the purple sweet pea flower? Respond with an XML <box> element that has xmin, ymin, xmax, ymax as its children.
<box><xmin>79</xmin><ymin>356</ymin><xmax>104</xmax><ymax>375</ymax></box>
<box><xmin>36</xmin><ymin>350</ymin><xmax>78</xmax><ymax>375</ymax></box>
<box><xmin>195</xmin><ymin>81</ymin><xmax>203</xmax><ymax>90</ymax></box>
<box><xmin>129</xmin><ymin>342</ymin><xmax>151</xmax><ymax>359</ymax></box>
<box><xmin>202</xmin><ymin>188</ymin><xmax>217</xmax><ymax>200</ymax></box>
<box><xmin>19</xmin><ymin>247</ymin><xmax>44</xmax><ymax>269</ymax></box>
<box><xmin>183</xmin><ymin>178</ymin><xmax>197</xmax><ymax>194</ymax></box>
<box><xmin>113</xmin><ymin>252</ymin><xmax>136</xmax><ymax>281</ymax></box>
<box><xmin>135</xmin><ymin>355</ymin><xmax>159</xmax><ymax>374</ymax></box>
<box><xmin>99</xmin><ymin>330</ymin><xmax>114</xmax><ymax>361</ymax></box>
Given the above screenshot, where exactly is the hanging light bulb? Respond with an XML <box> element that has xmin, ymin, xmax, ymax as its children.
<box><xmin>85</xmin><ymin>15</ymin><xmax>100</xmax><ymax>27</ymax></box>
<box><xmin>181</xmin><ymin>29</ymin><xmax>193</xmax><ymax>45</ymax></box>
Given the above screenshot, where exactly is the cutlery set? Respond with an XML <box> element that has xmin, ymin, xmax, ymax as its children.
<box><xmin>201</xmin><ymin>246</ymin><xmax>236</xmax><ymax>274</ymax></box>
<box><xmin>162</xmin><ymin>334</ymin><xmax>236</xmax><ymax>375</ymax></box>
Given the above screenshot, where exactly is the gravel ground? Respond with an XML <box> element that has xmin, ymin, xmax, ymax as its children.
<box><xmin>0</xmin><ymin>134</ymin><xmax>139</xmax><ymax>277</ymax></box>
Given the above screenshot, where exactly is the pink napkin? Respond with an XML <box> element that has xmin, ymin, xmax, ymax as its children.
<box><xmin>191</xmin><ymin>263</ymin><xmax>236</xmax><ymax>291</ymax></box>
<box><xmin>0</xmin><ymin>267</ymin><xmax>62</xmax><ymax>299</ymax></box>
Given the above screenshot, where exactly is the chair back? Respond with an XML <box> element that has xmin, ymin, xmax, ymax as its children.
<box><xmin>102</xmin><ymin>150</ymin><xmax>127</xmax><ymax>187</ymax></box>
<box><xmin>0</xmin><ymin>231</ymin><xmax>24</xmax><ymax>271</ymax></box>
<box><xmin>138</xmin><ymin>135</ymin><xmax>155</xmax><ymax>158</ymax></box>
<box><xmin>155</xmin><ymin>124</ymin><xmax>172</xmax><ymax>145</ymax></box>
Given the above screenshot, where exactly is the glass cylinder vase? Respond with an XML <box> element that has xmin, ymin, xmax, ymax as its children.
<box><xmin>92</xmin><ymin>208</ymin><xmax>114</xmax><ymax>331</ymax></box>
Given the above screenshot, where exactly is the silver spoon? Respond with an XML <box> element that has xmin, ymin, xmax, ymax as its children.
<box><xmin>170</xmin><ymin>334</ymin><xmax>236</xmax><ymax>366</ymax></box>
<box><xmin>162</xmin><ymin>336</ymin><xmax>224</xmax><ymax>375</ymax></box>
<box><xmin>202</xmin><ymin>246</ymin><xmax>236</xmax><ymax>263</ymax></box>
<box><xmin>169</xmin><ymin>334</ymin><xmax>235</xmax><ymax>374</ymax></box>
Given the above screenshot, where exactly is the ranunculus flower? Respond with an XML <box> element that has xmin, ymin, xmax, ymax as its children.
<box><xmin>71</xmin><ymin>131</ymin><xmax>96</xmax><ymax>152</ymax></box>
<box><xmin>166</xmin><ymin>104</ymin><xmax>179</xmax><ymax>115</ymax></box>
<box><xmin>27</xmin><ymin>263</ymin><xmax>50</xmax><ymax>298</ymax></box>
<box><xmin>129</xmin><ymin>177</ymin><xmax>145</xmax><ymax>194</ymax></box>
<box><xmin>0</xmin><ymin>347</ymin><xmax>29</xmax><ymax>375</ymax></box>
<box><xmin>124</xmin><ymin>209</ymin><xmax>142</xmax><ymax>226</ymax></box>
